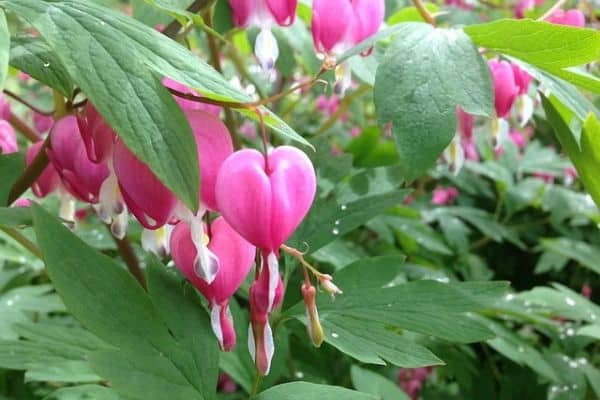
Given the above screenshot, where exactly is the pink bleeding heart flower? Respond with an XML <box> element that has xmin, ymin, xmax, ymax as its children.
<box><xmin>547</xmin><ymin>9</ymin><xmax>586</xmax><ymax>27</ymax></box>
<box><xmin>311</xmin><ymin>0</ymin><xmax>355</xmax><ymax>54</ymax></box>
<box><xmin>488</xmin><ymin>59</ymin><xmax>519</xmax><ymax>118</ymax></box>
<box><xmin>228</xmin><ymin>0</ymin><xmax>298</xmax><ymax>70</ymax></box>
<box><xmin>351</xmin><ymin>0</ymin><xmax>386</xmax><ymax>45</ymax></box>
<box><xmin>216</xmin><ymin>145</ymin><xmax>316</xmax><ymax>374</ymax></box>
<box><xmin>446</xmin><ymin>0</ymin><xmax>472</xmax><ymax>10</ymax></box>
<box><xmin>163</xmin><ymin>77</ymin><xmax>221</xmax><ymax>116</ymax></box>
<box><xmin>33</xmin><ymin>112</ymin><xmax>54</xmax><ymax>134</ymax></box>
<box><xmin>0</xmin><ymin>120</ymin><xmax>18</xmax><ymax>154</ymax></box>
<box><xmin>171</xmin><ymin>217</ymin><xmax>255</xmax><ymax>351</ymax></box>
<box><xmin>47</xmin><ymin>116</ymin><xmax>110</xmax><ymax>203</ymax></box>
<box><xmin>431</xmin><ymin>187</ymin><xmax>459</xmax><ymax>206</ymax></box>
<box><xmin>26</xmin><ymin>142</ymin><xmax>61</xmax><ymax>198</ymax></box>
<box><xmin>514</xmin><ymin>0</ymin><xmax>543</xmax><ymax>18</ymax></box>
<box><xmin>18</xmin><ymin>71</ymin><xmax>31</xmax><ymax>83</ymax></box>
<box><xmin>510</xmin><ymin>64</ymin><xmax>532</xmax><ymax>96</ymax></box>
<box><xmin>77</xmin><ymin>103</ymin><xmax>117</xmax><ymax>164</ymax></box>
<box><xmin>12</xmin><ymin>198</ymin><xmax>31</xmax><ymax>208</ymax></box>
<box><xmin>457</xmin><ymin>108</ymin><xmax>474</xmax><ymax>140</ymax></box>
<box><xmin>0</xmin><ymin>93</ymin><xmax>11</xmax><ymax>120</ymax></box>
<box><xmin>461</xmin><ymin>138</ymin><xmax>479</xmax><ymax>161</ymax></box>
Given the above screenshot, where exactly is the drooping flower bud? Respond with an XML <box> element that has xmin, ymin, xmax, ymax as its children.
<box><xmin>77</xmin><ymin>103</ymin><xmax>116</xmax><ymax>164</ymax></box>
<box><xmin>301</xmin><ymin>282</ymin><xmax>325</xmax><ymax>347</ymax></box>
<box><xmin>47</xmin><ymin>116</ymin><xmax>110</xmax><ymax>203</ymax></box>
<box><xmin>0</xmin><ymin>120</ymin><xmax>18</xmax><ymax>154</ymax></box>
<box><xmin>488</xmin><ymin>59</ymin><xmax>518</xmax><ymax>119</ymax></box>
<box><xmin>171</xmin><ymin>217</ymin><xmax>255</xmax><ymax>351</ymax></box>
<box><xmin>318</xmin><ymin>274</ymin><xmax>343</xmax><ymax>300</ymax></box>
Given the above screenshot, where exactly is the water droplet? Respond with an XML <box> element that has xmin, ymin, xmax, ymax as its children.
<box><xmin>332</xmin><ymin>228</ymin><xmax>339</xmax><ymax>235</ymax></box>
<box><xmin>517</xmin><ymin>346</ymin><xmax>524</xmax><ymax>353</ymax></box>
<box><xmin>294</xmin><ymin>371</ymin><xmax>304</xmax><ymax>379</ymax></box>
<box><xmin>5</xmin><ymin>299</ymin><xmax>14</xmax><ymax>307</ymax></box>
<box><xmin>550</xmin><ymin>385</ymin><xmax>559</xmax><ymax>393</ymax></box>
<box><xmin>99</xmin><ymin>20</ymin><xmax>106</xmax><ymax>26</ymax></box>
<box><xmin>17</xmin><ymin>256</ymin><xmax>25</xmax><ymax>264</ymax></box>
<box><xmin>589</xmin><ymin>313</ymin><xmax>597</xmax><ymax>321</ymax></box>
<box><xmin>331</xmin><ymin>332</ymin><xmax>339</xmax><ymax>338</ymax></box>
<box><xmin>562</xmin><ymin>355</ymin><xmax>570</xmax><ymax>362</ymax></box>
<box><xmin>578</xmin><ymin>358</ymin><xmax>588</xmax><ymax>366</ymax></box>
<box><xmin>568</xmin><ymin>360</ymin><xmax>578</xmax><ymax>368</ymax></box>
<box><xmin>505</xmin><ymin>294</ymin><xmax>515</xmax><ymax>302</ymax></box>
<box><xmin>524</xmin><ymin>300</ymin><xmax>531</xmax><ymax>307</ymax></box>
<box><xmin>386</xmin><ymin>303</ymin><xmax>392</xmax><ymax>308</ymax></box>
<box><xmin>565</xmin><ymin>327</ymin><xmax>575</xmax><ymax>336</ymax></box>
<box><xmin>571</xmin><ymin>384</ymin><xmax>578</xmax><ymax>390</ymax></box>
<box><xmin>435</xmin><ymin>277</ymin><xmax>450</xmax><ymax>283</ymax></box>
<box><xmin>43</xmin><ymin>61</ymin><xmax>50</xmax><ymax>67</ymax></box>
<box><xmin>340</xmin><ymin>204</ymin><xmax>347</xmax><ymax>211</ymax></box>
<box><xmin>565</xmin><ymin>297</ymin><xmax>576</xmax><ymax>306</ymax></box>
<box><xmin>334</xmin><ymin>219</ymin><xmax>340</xmax><ymax>226</ymax></box>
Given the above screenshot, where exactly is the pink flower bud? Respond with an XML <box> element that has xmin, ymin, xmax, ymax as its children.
<box><xmin>351</xmin><ymin>0</ymin><xmax>385</xmax><ymax>45</ymax></box>
<box><xmin>311</xmin><ymin>0</ymin><xmax>355</xmax><ymax>54</ymax></box>
<box><xmin>582</xmin><ymin>283</ymin><xmax>592</xmax><ymax>299</ymax></box>
<box><xmin>215</xmin><ymin>146</ymin><xmax>316</xmax><ymax>252</ymax></box>
<box><xmin>509</xmin><ymin>130</ymin><xmax>526</xmax><ymax>149</ymax></box>
<box><xmin>33</xmin><ymin>112</ymin><xmax>54</xmax><ymax>134</ymax></box>
<box><xmin>0</xmin><ymin>93</ymin><xmax>11</xmax><ymax>120</ymax></box>
<box><xmin>0</xmin><ymin>120</ymin><xmax>18</xmax><ymax>154</ymax></box>
<box><xmin>47</xmin><ymin>116</ymin><xmax>109</xmax><ymax>203</ymax></box>
<box><xmin>489</xmin><ymin>60</ymin><xmax>519</xmax><ymax>118</ymax></box>
<box><xmin>171</xmin><ymin>217</ymin><xmax>255</xmax><ymax>350</ymax></box>
<box><xmin>533</xmin><ymin>171</ymin><xmax>555</xmax><ymax>183</ymax></box>
<box><xmin>218</xmin><ymin>373</ymin><xmax>238</xmax><ymax>393</ymax></box>
<box><xmin>77</xmin><ymin>103</ymin><xmax>116</xmax><ymax>164</ymax></box>
<box><xmin>547</xmin><ymin>9</ymin><xmax>586</xmax><ymax>27</ymax></box>
<box><xmin>431</xmin><ymin>187</ymin><xmax>459</xmax><ymax>205</ymax></box>
<box><xmin>26</xmin><ymin>142</ymin><xmax>61</xmax><ymax>198</ymax></box>
<box><xmin>302</xmin><ymin>282</ymin><xmax>325</xmax><ymax>347</ymax></box>
<box><xmin>12</xmin><ymin>198</ymin><xmax>31</xmax><ymax>208</ymax></box>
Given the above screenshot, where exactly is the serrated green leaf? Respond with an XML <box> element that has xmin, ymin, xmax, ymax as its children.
<box><xmin>256</xmin><ymin>382</ymin><xmax>377</xmax><ymax>400</ymax></box>
<box><xmin>10</xmin><ymin>36</ymin><xmax>74</xmax><ymax>97</ymax></box>
<box><xmin>374</xmin><ymin>23</ymin><xmax>493</xmax><ymax>180</ymax></box>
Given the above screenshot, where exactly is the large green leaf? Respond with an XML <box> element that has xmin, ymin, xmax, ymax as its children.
<box><xmin>0</xmin><ymin>153</ymin><xmax>24</xmax><ymax>206</ymax></box>
<box><xmin>542</xmin><ymin>95</ymin><xmax>600</xmax><ymax>208</ymax></box>
<box><xmin>351</xmin><ymin>366</ymin><xmax>411</xmax><ymax>400</ymax></box>
<box><xmin>49</xmin><ymin>385</ymin><xmax>121</xmax><ymax>400</ymax></box>
<box><xmin>465</xmin><ymin>19</ymin><xmax>600</xmax><ymax>93</ymax></box>
<box><xmin>0</xmin><ymin>207</ymin><xmax>31</xmax><ymax>228</ymax></box>
<box><xmin>255</xmin><ymin>382</ymin><xmax>377</xmax><ymax>400</ymax></box>
<box><xmin>374</xmin><ymin>23</ymin><xmax>493</xmax><ymax>180</ymax></box>
<box><xmin>539</xmin><ymin>237</ymin><xmax>600</xmax><ymax>275</ymax></box>
<box><xmin>0</xmin><ymin>10</ymin><xmax>9</xmax><ymax>90</ymax></box>
<box><xmin>9</xmin><ymin>36</ymin><xmax>74</xmax><ymax>97</ymax></box>
<box><xmin>31</xmin><ymin>204</ymin><xmax>217</xmax><ymax>399</ymax></box>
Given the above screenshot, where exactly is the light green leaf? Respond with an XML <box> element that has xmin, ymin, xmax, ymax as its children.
<box><xmin>0</xmin><ymin>10</ymin><xmax>9</xmax><ymax>90</ymax></box>
<box><xmin>0</xmin><ymin>207</ymin><xmax>31</xmax><ymax>228</ymax></box>
<box><xmin>374</xmin><ymin>23</ymin><xmax>493</xmax><ymax>180</ymax></box>
<box><xmin>577</xmin><ymin>324</ymin><xmax>600</xmax><ymax>339</ymax></box>
<box><xmin>351</xmin><ymin>366</ymin><xmax>411</xmax><ymax>400</ymax></box>
<box><xmin>255</xmin><ymin>382</ymin><xmax>377</xmax><ymax>400</ymax></box>
<box><xmin>49</xmin><ymin>385</ymin><xmax>121</xmax><ymax>400</ymax></box>
<box><xmin>539</xmin><ymin>237</ymin><xmax>600</xmax><ymax>275</ymax></box>
<box><xmin>387</xmin><ymin>4</ymin><xmax>439</xmax><ymax>25</ymax></box>
<box><xmin>464</xmin><ymin>19</ymin><xmax>600</xmax><ymax>69</ymax></box>
<box><xmin>334</xmin><ymin>256</ymin><xmax>406</xmax><ymax>291</ymax></box>
<box><xmin>10</xmin><ymin>36</ymin><xmax>74</xmax><ymax>97</ymax></box>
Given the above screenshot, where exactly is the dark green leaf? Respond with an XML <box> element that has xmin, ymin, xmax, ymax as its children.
<box><xmin>49</xmin><ymin>385</ymin><xmax>121</xmax><ymax>400</ymax></box>
<box><xmin>0</xmin><ymin>207</ymin><xmax>31</xmax><ymax>228</ymax></box>
<box><xmin>0</xmin><ymin>153</ymin><xmax>24</xmax><ymax>206</ymax></box>
<box><xmin>374</xmin><ymin>23</ymin><xmax>493</xmax><ymax>180</ymax></box>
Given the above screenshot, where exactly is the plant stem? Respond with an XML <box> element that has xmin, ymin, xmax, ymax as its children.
<box><xmin>162</xmin><ymin>0</ymin><xmax>212</xmax><ymax>39</ymax></box>
<box><xmin>250</xmin><ymin>370</ymin><xmax>263</xmax><ymax>397</ymax></box>
<box><xmin>204</xmin><ymin>8</ymin><xmax>241</xmax><ymax>149</ymax></box>
<box><xmin>7</xmin><ymin>136</ymin><xmax>51</xmax><ymax>206</ymax></box>
<box><xmin>315</xmin><ymin>85</ymin><xmax>370</xmax><ymax>136</ymax></box>
<box><xmin>0</xmin><ymin>226</ymin><xmax>43</xmax><ymax>259</ymax></box>
<box><xmin>537</xmin><ymin>0</ymin><xmax>567</xmax><ymax>20</ymax></box>
<box><xmin>3</xmin><ymin>90</ymin><xmax>54</xmax><ymax>116</ymax></box>
<box><xmin>412</xmin><ymin>0</ymin><xmax>437</xmax><ymax>26</ymax></box>
<box><xmin>111</xmin><ymin>231</ymin><xmax>147</xmax><ymax>290</ymax></box>
<box><xmin>9</xmin><ymin>113</ymin><xmax>41</xmax><ymax>143</ymax></box>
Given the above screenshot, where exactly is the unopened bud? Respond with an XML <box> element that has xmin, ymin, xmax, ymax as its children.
<box><xmin>302</xmin><ymin>283</ymin><xmax>325</xmax><ymax>347</ymax></box>
<box><xmin>319</xmin><ymin>274</ymin><xmax>343</xmax><ymax>299</ymax></box>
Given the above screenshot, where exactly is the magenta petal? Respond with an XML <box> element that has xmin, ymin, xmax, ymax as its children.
<box><xmin>0</xmin><ymin>120</ymin><xmax>18</xmax><ymax>154</ymax></box>
<box><xmin>488</xmin><ymin>60</ymin><xmax>518</xmax><ymax>118</ymax></box>
<box><xmin>215</xmin><ymin>149</ymin><xmax>273</xmax><ymax>250</ymax></box>
<box><xmin>351</xmin><ymin>0</ymin><xmax>385</xmax><ymax>44</ymax></box>
<box><xmin>311</xmin><ymin>0</ymin><xmax>354</xmax><ymax>53</ymax></box>
<box><xmin>77</xmin><ymin>102</ymin><xmax>116</xmax><ymax>164</ymax></box>
<box><xmin>170</xmin><ymin>217</ymin><xmax>255</xmax><ymax>303</ymax></box>
<box><xmin>113</xmin><ymin>140</ymin><xmax>178</xmax><ymax>229</ymax></box>
<box><xmin>0</xmin><ymin>93</ymin><xmax>11</xmax><ymax>120</ymax></box>
<box><xmin>547</xmin><ymin>9</ymin><xmax>586</xmax><ymax>27</ymax></box>
<box><xmin>510</xmin><ymin>64</ymin><xmax>532</xmax><ymax>95</ymax></box>
<box><xmin>49</xmin><ymin>116</ymin><xmax>109</xmax><ymax>203</ymax></box>
<box><xmin>228</xmin><ymin>0</ymin><xmax>255</xmax><ymax>27</ymax></box>
<box><xmin>185</xmin><ymin>110</ymin><xmax>233</xmax><ymax>211</ymax></box>
<box><xmin>163</xmin><ymin>77</ymin><xmax>221</xmax><ymax>115</ymax></box>
<box><xmin>265</xmin><ymin>0</ymin><xmax>297</xmax><ymax>26</ymax></box>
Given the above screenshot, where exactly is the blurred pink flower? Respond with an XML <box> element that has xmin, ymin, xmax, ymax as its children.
<box><xmin>0</xmin><ymin>120</ymin><xmax>18</xmax><ymax>154</ymax></box>
<box><xmin>33</xmin><ymin>112</ymin><xmax>54</xmax><ymax>134</ymax></box>
<box><xmin>509</xmin><ymin>130</ymin><xmax>526</xmax><ymax>150</ymax></box>
<box><xmin>547</xmin><ymin>9</ymin><xmax>586</xmax><ymax>27</ymax></box>
<box><xmin>489</xmin><ymin>59</ymin><xmax>518</xmax><ymax>118</ymax></box>
<box><xmin>431</xmin><ymin>187</ymin><xmax>459</xmax><ymax>205</ymax></box>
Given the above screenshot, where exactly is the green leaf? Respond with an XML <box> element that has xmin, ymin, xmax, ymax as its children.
<box><xmin>464</xmin><ymin>19</ymin><xmax>600</xmax><ymax>69</ymax></box>
<box><xmin>517</xmin><ymin>284</ymin><xmax>600</xmax><ymax>323</ymax></box>
<box><xmin>374</xmin><ymin>23</ymin><xmax>493</xmax><ymax>180</ymax></box>
<box><xmin>351</xmin><ymin>366</ymin><xmax>411</xmax><ymax>400</ymax></box>
<box><xmin>10</xmin><ymin>36</ymin><xmax>74</xmax><ymax>97</ymax></box>
<box><xmin>0</xmin><ymin>153</ymin><xmax>24</xmax><ymax>206</ymax></box>
<box><xmin>577</xmin><ymin>324</ymin><xmax>600</xmax><ymax>340</ymax></box>
<box><xmin>539</xmin><ymin>237</ymin><xmax>600</xmax><ymax>275</ymax></box>
<box><xmin>49</xmin><ymin>385</ymin><xmax>121</xmax><ymax>400</ymax></box>
<box><xmin>387</xmin><ymin>4</ymin><xmax>439</xmax><ymax>25</ymax></box>
<box><xmin>31</xmin><ymin>204</ymin><xmax>215</xmax><ymax>399</ymax></box>
<box><xmin>145</xmin><ymin>258</ymin><xmax>219</xmax><ymax>400</ymax></box>
<box><xmin>542</xmin><ymin>95</ymin><xmax>600</xmax><ymax>207</ymax></box>
<box><xmin>334</xmin><ymin>256</ymin><xmax>406</xmax><ymax>291</ymax></box>
<box><xmin>255</xmin><ymin>382</ymin><xmax>377</xmax><ymax>400</ymax></box>
<box><xmin>0</xmin><ymin>10</ymin><xmax>9</xmax><ymax>90</ymax></box>
<box><xmin>465</xmin><ymin>19</ymin><xmax>600</xmax><ymax>93</ymax></box>
<box><xmin>0</xmin><ymin>207</ymin><xmax>31</xmax><ymax>228</ymax></box>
